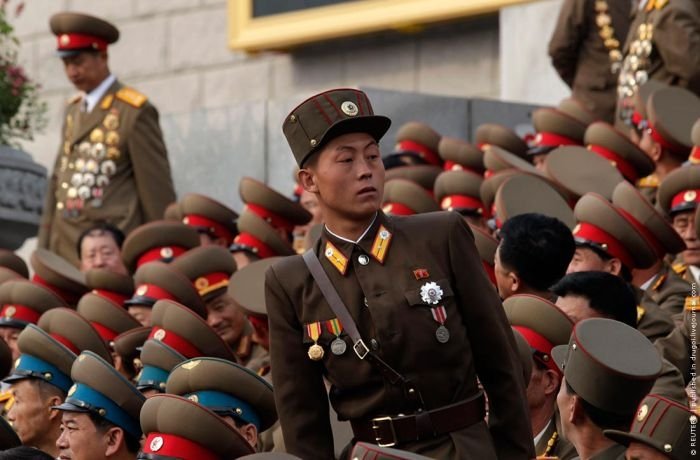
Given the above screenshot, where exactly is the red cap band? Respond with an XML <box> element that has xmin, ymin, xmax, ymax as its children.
<box><xmin>91</xmin><ymin>289</ymin><xmax>130</xmax><ymax>306</ymax></box>
<box><xmin>382</xmin><ymin>202</ymin><xmax>415</xmax><ymax>216</ymax></box>
<box><xmin>0</xmin><ymin>304</ymin><xmax>41</xmax><ymax>325</ymax></box>
<box><xmin>631</xmin><ymin>111</ymin><xmax>644</xmax><ymax>127</ymax></box>
<box><xmin>574</xmin><ymin>222</ymin><xmax>634</xmax><ymax>269</ymax></box>
<box><xmin>183</xmin><ymin>214</ymin><xmax>235</xmax><ymax>244</ymax></box>
<box><xmin>31</xmin><ymin>274</ymin><xmax>80</xmax><ymax>305</ymax></box>
<box><xmin>132</xmin><ymin>284</ymin><xmax>176</xmax><ymax>303</ymax></box>
<box><xmin>143</xmin><ymin>433</ymin><xmax>219</xmax><ymax>460</ymax></box>
<box><xmin>587</xmin><ymin>144</ymin><xmax>638</xmax><ymax>182</ymax></box>
<box><xmin>245</xmin><ymin>204</ymin><xmax>295</xmax><ymax>234</ymax></box>
<box><xmin>50</xmin><ymin>333</ymin><xmax>80</xmax><ymax>354</ymax></box>
<box><xmin>136</xmin><ymin>246</ymin><xmax>187</xmax><ymax>268</ymax></box>
<box><xmin>512</xmin><ymin>325</ymin><xmax>560</xmax><ymax>375</ymax></box>
<box><xmin>193</xmin><ymin>272</ymin><xmax>229</xmax><ymax>297</ymax></box>
<box><xmin>148</xmin><ymin>328</ymin><xmax>201</xmax><ymax>358</ymax></box>
<box><xmin>440</xmin><ymin>195</ymin><xmax>486</xmax><ymax>217</ymax></box>
<box><xmin>648</xmin><ymin>122</ymin><xmax>689</xmax><ymax>156</ymax></box>
<box><xmin>56</xmin><ymin>33</ymin><xmax>108</xmax><ymax>51</ymax></box>
<box><xmin>534</xmin><ymin>132</ymin><xmax>579</xmax><ymax>147</ymax></box>
<box><xmin>616</xmin><ymin>208</ymin><xmax>664</xmax><ymax>259</ymax></box>
<box><xmin>690</xmin><ymin>146</ymin><xmax>700</xmax><ymax>164</ymax></box>
<box><xmin>395</xmin><ymin>140</ymin><xmax>442</xmax><ymax>166</ymax></box>
<box><xmin>670</xmin><ymin>189</ymin><xmax>700</xmax><ymax>213</ymax></box>
<box><xmin>293</xmin><ymin>183</ymin><xmax>304</xmax><ymax>198</ymax></box>
<box><xmin>90</xmin><ymin>322</ymin><xmax>119</xmax><ymax>342</ymax></box>
<box><xmin>233</xmin><ymin>233</ymin><xmax>277</xmax><ymax>259</ymax></box>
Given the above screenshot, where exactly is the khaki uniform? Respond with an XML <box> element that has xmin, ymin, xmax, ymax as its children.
<box><xmin>39</xmin><ymin>81</ymin><xmax>175</xmax><ymax>266</ymax></box>
<box><xmin>641</xmin><ymin>261</ymin><xmax>690</xmax><ymax>319</ymax></box>
<box><xmin>636</xmin><ymin>287</ymin><xmax>675</xmax><ymax>342</ymax></box>
<box><xmin>266</xmin><ymin>211</ymin><xmax>533</xmax><ymax>459</ymax></box>
<box><xmin>549</xmin><ymin>0</ymin><xmax>631</xmax><ymax>122</ymax></box>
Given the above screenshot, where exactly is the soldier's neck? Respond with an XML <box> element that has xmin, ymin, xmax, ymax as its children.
<box><xmin>324</xmin><ymin>212</ymin><xmax>377</xmax><ymax>243</ymax></box>
<box><xmin>530</xmin><ymin>400</ymin><xmax>556</xmax><ymax>439</ymax></box>
<box><xmin>572</xmin><ymin>423</ymin><xmax>619</xmax><ymax>460</ymax></box>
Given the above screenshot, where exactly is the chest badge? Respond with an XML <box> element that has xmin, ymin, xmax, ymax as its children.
<box><xmin>413</xmin><ymin>268</ymin><xmax>429</xmax><ymax>280</ymax></box>
<box><xmin>306</xmin><ymin>321</ymin><xmax>325</xmax><ymax>361</ymax></box>
<box><xmin>420</xmin><ymin>281</ymin><xmax>443</xmax><ymax>305</ymax></box>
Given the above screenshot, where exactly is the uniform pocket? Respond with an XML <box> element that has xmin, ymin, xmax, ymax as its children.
<box><xmin>404</xmin><ymin>278</ymin><xmax>454</xmax><ymax>306</ymax></box>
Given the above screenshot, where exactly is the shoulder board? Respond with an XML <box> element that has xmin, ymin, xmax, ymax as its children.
<box><xmin>651</xmin><ymin>273</ymin><xmax>666</xmax><ymax>291</ymax></box>
<box><xmin>67</xmin><ymin>93</ymin><xmax>83</xmax><ymax>105</ymax></box>
<box><xmin>636</xmin><ymin>305</ymin><xmax>646</xmax><ymax>324</ymax></box>
<box><xmin>116</xmin><ymin>87</ymin><xmax>147</xmax><ymax>108</ymax></box>
<box><xmin>672</xmin><ymin>263</ymin><xmax>687</xmax><ymax>275</ymax></box>
<box><xmin>100</xmin><ymin>93</ymin><xmax>114</xmax><ymax>110</ymax></box>
<box><xmin>655</xmin><ymin>0</ymin><xmax>669</xmax><ymax>10</ymax></box>
<box><xmin>685</xmin><ymin>296</ymin><xmax>699</xmax><ymax>311</ymax></box>
<box><xmin>637</xmin><ymin>174</ymin><xmax>659</xmax><ymax>188</ymax></box>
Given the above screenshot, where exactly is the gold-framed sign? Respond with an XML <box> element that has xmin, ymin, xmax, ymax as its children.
<box><xmin>228</xmin><ymin>0</ymin><xmax>533</xmax><ymax>52</ymax></box>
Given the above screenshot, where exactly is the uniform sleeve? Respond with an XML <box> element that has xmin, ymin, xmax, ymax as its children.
<box><xmin>128</xmin><ymin>104</ymin><xmax>176</xmax><ymax>222</ymax></box>
<box><xmin>447</xmin><ymin>214</ymin><xmax>535</xmax><ymax>460</ymax></box>
<box><xmin>654</xmin><ymin>5</ymin><xmax>700</xmax><ymax>93</ymax></box>
<box><xmin>548</xmin><ymin>0</ymin><xmax>587</xmax><ymax>87</ymax></box>
<box><xmin>655</xmin><ymin>327</ymin><xmax>692</xmax><ymax>385</ymax></box>
<box><xmin>37</xmin><ymin>146</ymin><xmax>62</xmax><ymax>248</ymax></box>
<box><xmin>265</xmin><ymin>264</ymin><xmax>335</xmax><ymax>460</ymax></box>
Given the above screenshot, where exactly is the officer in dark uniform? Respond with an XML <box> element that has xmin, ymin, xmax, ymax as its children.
<box><xmin>266</xmin><ymin>88</ymin><xmax>533</xmax><ymax>459</ymax></box>
<box><xmin>40</xmin><ymin>12</ymin><xmax>176</xmax><ymax>266</ymax></box>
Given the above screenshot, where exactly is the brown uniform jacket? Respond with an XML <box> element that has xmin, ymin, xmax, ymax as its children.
<box><xmin>641</xmin><ymin>261</ymin><xmax>690</xmax><ymax>319</ymax></box>
<box><xmin>266</xmin><ymin>211</ymin><xmax>534</xmax><ymax>460</ymax></box>
<box><xmin>655</xmin><ymin>300</ymin><xmax>696</xmax><ymax>385</ymax></box>
<box><xmin>38</xmin><ymin>80</ymin><xmax>175</xmax><ymax>266</ymax></box>
<box><xmin>535</xmin><ymin>411</ymin><xmax>578</xmax><ymax>460</ymax></box>
<box><xmin>636</xmin><ymin>286</ymin><xmax>675</xmax><ymax>342</ymax></box>
<box><xmin>549</xmin><ymin>0</ymin><xmax>631</xmax><ymax>122</ymax></box>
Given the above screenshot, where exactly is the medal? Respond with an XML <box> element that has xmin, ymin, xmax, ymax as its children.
<box><xmin>420</xmin><ymin>281</ymin><xmax>443</xmax><ymax>305</ymax></box>
<box><xmin>326</xmin><ymin>318</ymin><xmax>346</xmax><ymax>355</ymax></box>
<box><xmin>306</xmin><ymin>322</ymin><xmax>324</xmax><ymax>361</ymax></box>
<box><xmin>431</xmin><ymin>305</ymin><xmax>450</xmax><ymax>344</ymax></box>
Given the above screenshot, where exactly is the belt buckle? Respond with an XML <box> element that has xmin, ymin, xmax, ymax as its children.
<box><xmin>371</xmin><ymin>416</ymin><xmax>397</xmax><ymax>448</ymax></box>
<box><xmin>353</xmin><ymin>340</ymin><xmax>369</xmax><ymax>360</ymax></box>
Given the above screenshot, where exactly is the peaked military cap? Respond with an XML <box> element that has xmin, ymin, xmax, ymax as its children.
<box><xmin>239</xmin><ymin>454</ymin><xmax>302</xmax><ymax>460</ymax></box>
<box><xmin>474</xmin><ymin>123</ymin><xmax>528</xmax><ymax>158</ymax></box>
<box><xmin>139</xmin><ymin>393</ymin><xmax>255</xmax><ymax>459</ymax></box>
<box><xmin>112</xmin><ymin>326</ymin><xmax>150</xmax><ymax>366</ymax></box>
<box><xmin>231</xmin><ymin>210</ymin><xmax>295</xmax><ymax>258</ymax></box>
<box><xmin>49</xmin><ymin>12</ymin><xmax>119</xmax><ymax>56</ymax></box>
<box><xmin>150</xmin><ymin>299</ymin><xmax>235</xmax><ymax>361</ymax></box>
<box><xmin>544</xmin><ymin>146</ymin><xmax>624</xmax><ymax>201</ymax></box>
<box><xmin>56</xmin><ymin>351</ymin><xmax>145</xmax><ymax>439</ymax></box>
<box><xmin>646</xmin><ymin>87</ymin><xmax>700</xmax><ymax>156</ymax></box>
<box><xmin>384</xmin><ymin>165</ymin><xmax>442</xmax><ymax>193</ymax></box>
<box><xmin>573</xmin><ymin>193</ymin><xmax>657</xmax><ymax>269</ymax></box>
<box><xmin>0</xmin><ymin>416</ymin><xmax>20</xmax><ymax>450</ymax></box>
<box><xmin>434</xmin><ymin>170</ymin><xmax>487</xmax><ymax>217</ymax></box>
<box><xmin>0</xmin><ymin>279</ymin><xmax>66</xmax><ymax>329</ymax></box>
<box><xmin>557</xmin><ymin>97</ymin><xmax>599</xmax><ymax>126</ymax></box>
<box><xmin>483</xmin><ymin>145</ymin><xmax>539</xmax><ymax>176</ymax></box>
<box><xmin>612</xmin><ymin>181</ymin><xmax>685</xmax><ymax>257</ymax></box>
<box><xmin>167</xmin><ymin>357</ymin><xmax>277</xmax><ymax>431</ymax></box>
<box><xmin>584</xmin><ymin>121</ymin><xmax>654</xmax><ymax>182</ymax></box>
<box><xmin>393</xmin><ymin>121</ymin><xmax>442</xmax><ymax>167</ymax></box>
<box><xmin>350</xmin><ymin>442</ymin><xmax>434</xmax><ymax>460</ymax></box>
<box><xmin>437</xmin><ymin>137</ymin><xmax>484</xmax><ymax>173</ymax></box>
<box><xmin>504</xmin><ymin>294</ymin><xmax>574</xmax><ymax>375</ymax></box>
<box><xmin>228</xmin><ymin>257</ymin><xmax>282</xmax><ymax>318</ymax></box>
<box><xmin>38</xmin><ymin>308</ymin><xmax>113</xmax><ymax>364</ymax></box>
<box><xmin>495</xmin><ymin>174</ymin><xmax>575</xmax><ymax>229</ymax></box>
<box><xmin>180</xmin><ymin>193</ymin><xmax>239</xmax><ymax>245</ymax></box>
<box><xmin>283</xmin><ymin>88</ymin><xmax>391</xmax><ymax>167</ymax></box>
<box><xmin>469</xmin><ymin>224</ymin><xmax>498</xmax><ymax>285</ymax></box>
<box><xmin>85</xmin><ymin>268</ymin><xmax>134</xmax><ymax>305</ymax></box>
<box><xmin>4</xmin><ymin>324</ymin><xmax>77</xmax><ymax>392</ymax></box>
<box><xmin>605</xmin><ymin>394</ymin><xmax>695</xmax><ymax>460</ymax></box>
<box><xmin>689</xmin><ymin>118</ymin><xmax>700</xmax><ymax>164</ymax></box>
<box><xmin>552</xmin><ymin>318</ymin><xmax>662</xmax><ymax>417</ymax></box>
<box><xmin>511</xmin><ymin>328</ymin><xmax>533</xmax><ymax>384</ymax></box>
<box><xmin>77</xmin><ymin>293</ymin><xmax>141</xmax><ymax>343</ymax></box>
<box><xmin>0</xmin><ymin>250</ymin><xmax>28</xmax><ymax>279</ymax></box>
<box><xmin>530</xmin><ymin>108</ymin><xmax>587</xmax><ymax>153</ymax></box>
<box><xmin>121</xmin><ymin>220</ymin><xmax>200</xmax><ymax>274</ymax></box>
<box><xmin>30</xmin><ymin>248</ymin><xmax>87</xmax><ymax>305</ymax></box>
<box><xmin>382</xmin><ymin>179</ymin><xmax>439</xmax><ymax>215</ymax></box>
<box><xmin>163</xmin><ymin>201</ymin><xmax>183</xmax><ymax>221</ymax></box>
<box><xmin>239</xmin><ymin>177</ymin><xmax>311</xmax><ymax>233</ymax></box>
<box><xmin>171</xmin><ymin>246</ymin><xmax>237</xmax><ymax>302</ymax></box>
<box><xmin>0</xmin><ymin>267</ymin><xmax>23</xmax><ymax>286</ymax></box>
<box><xmin>125</xmin><ymin>261</ymin><xmax>206</xmax><ymax>318</ymax></box>
<box><xmin>0</xmin><ymin>337</ymin><xmax>10</xmax><ymax>379</ymax></box>
<box><xmin>479</xmin><ymin>169</ymin><xmax>523</xmax><ymax>214</ymax></box>
<box><xmin>136</xmin><ymin>339</ymin><xmax>186</xmax><ymax>393</ymax></box>
<box><xmin>631</xmin><ymin>79</ymin><xmax>669</xmax><ymax>123</ymax></box>
<box><xmin>657</xmin><ymin>165</ymin><xmax>700</xmax><ymax>216</ymax></box>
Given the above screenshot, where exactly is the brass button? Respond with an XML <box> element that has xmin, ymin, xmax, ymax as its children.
<box><xmin>370</xmin><ymin>339</ymin><xmax>379</xmax><ymax>351</ymax></box>
<box><xmin>358</xmin><ymin>255</ymin><xmax>369</xmax><ymax>266</ymax></box>
<box><xmin>310</xmin><ymin>139</ymin><xmax>317</xmax><ymax>147</ymax></box>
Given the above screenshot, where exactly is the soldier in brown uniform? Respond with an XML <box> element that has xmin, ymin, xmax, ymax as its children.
<box><xmin>549</xmin><ymin>0</ymin><xmax>632</xmax><ymax>122</ymax></box>
<box><xmin>616</xmin><ymin>0</ymin><xmax>700</xmax><ymax>126</ymax></box>
<box><xmin>266</xmin><ymin>88</ymin><xmax>533</xmax><ymax>459</ymax></box>
<box><xmin>39</xmin><ymin>13</ymin><xmax>176</xmax><ymax>266</ymax></box>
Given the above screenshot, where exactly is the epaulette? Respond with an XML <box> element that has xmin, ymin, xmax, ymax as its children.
<box><xmin>651</xmin><ymin>273</ymin><xmax>666</xmax><ymax>291</ymax></box>
<box><xmin>636</xmin><ymin>305</ymin><xmax>645</xmax><ymax>324</ymax></box>
<box><xmin>235</xmin><ymin>334</ymin><xmax>253</xmax><ymax>361</ymax></box>
<box><xmin>115</xmin><ymin>87</ymin><xmax>147</xmax><ymax>108</ymax></box>
<box><xmin>67</xmin><ymin>93</ymin><xmax>83</xmax><ymax>105</ymax></box>
<box><xmin>637</xmin><ymin>173</ymin><xmax>659</xmax><ymax>188</ymax></box>
<box><xmin>685</xmin><ymin>296</ymin><xmax>699</xmax><ymax>311</ymax></box>
<box><xmin>646</xmin><ymin>0</ymin><xmax>669</xmax><ymax>11</ymax></box>
<box><xmin>100</xmin><ymin>93</ymin><xmax>114</xmax><ymax>110</ymax></box>
<box><xmin>672</xmin><ymin>263</ymin><xmax>687</xmax><ymax>275</ymax></box>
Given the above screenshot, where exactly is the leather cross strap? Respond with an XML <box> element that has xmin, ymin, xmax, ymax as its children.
<box><xmin>302</xmin><ymin>249</ymin><xmax>423</xmax><ymax>407</ymax></box>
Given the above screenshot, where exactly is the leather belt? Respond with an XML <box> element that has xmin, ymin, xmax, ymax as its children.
<box><xmin>350</xmin><ymin>392</ymin><xmax>485</xmax><ymax>448</ymax></box>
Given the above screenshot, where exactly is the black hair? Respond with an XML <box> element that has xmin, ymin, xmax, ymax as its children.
<box><xmin>498</xmin><ymin>213</ymin><xmax>575</xmax><ymax>291</ymax></box>
<box><xmin>551</xmin><ymin>271</ymin><xmax>637</xmax><ymax>328</ymax></box>
<box><xmin>0</xmin><ymin>447</ymin><xmax>55</xmax><ymax>460</ymax></box>
<box><xmin>575</xmin><ymin>242</ymin><xmax>632</xmax><ymax>282</ymax></box>
<box><xmin>565</xmin><ymin>381</ymin><xmax>632</xmax><ymax>430</ymax></box>
<box><xmin>76</xmin><ymin>221</ymin><xmax>125</xmax><ymax>258</ymax></box>
<box><xmin>88</xmin><ymin>412</ymin><xmax>141</xmax><ymax>454</ymax></box>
